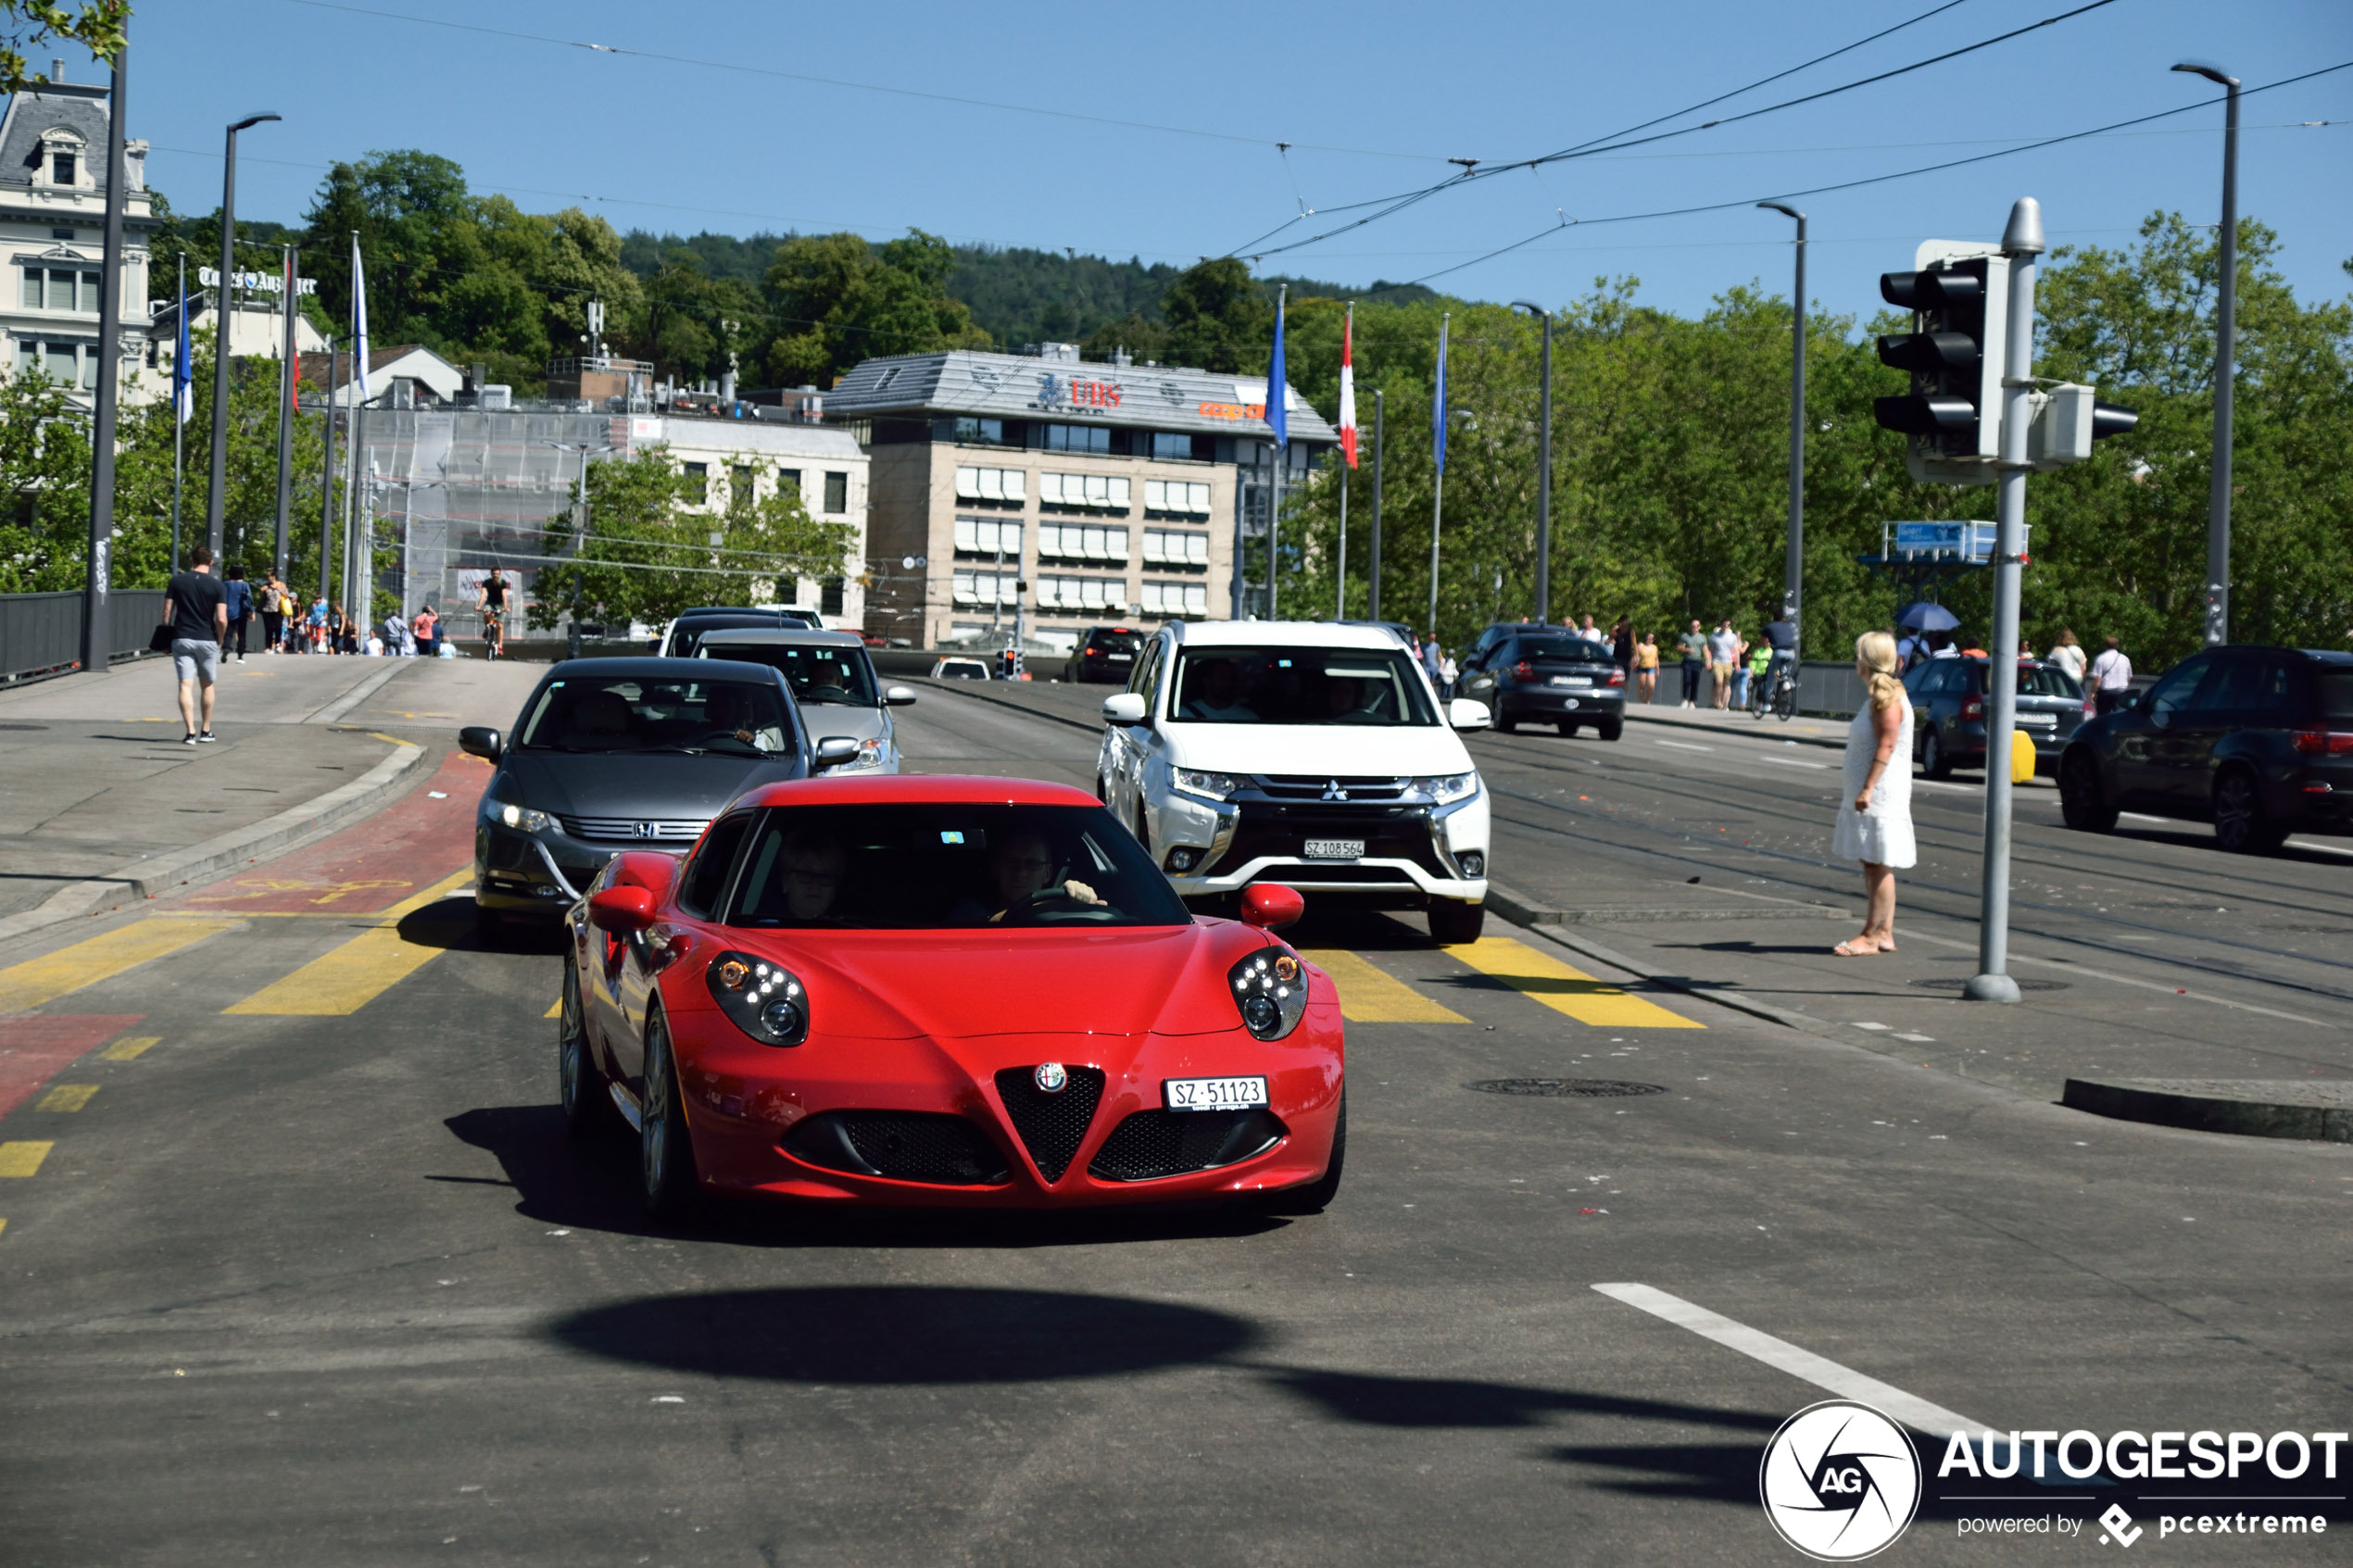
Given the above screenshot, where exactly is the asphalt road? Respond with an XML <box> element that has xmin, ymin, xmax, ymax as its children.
<box><xmin>0</xmin><ymin>673</ymin><xmax>2346</xmax><ymax>1565</ymax></box>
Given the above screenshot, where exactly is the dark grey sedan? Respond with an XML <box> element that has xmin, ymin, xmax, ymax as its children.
<box><xmin>1903</xmin><ymin>657</ymin><xmax>2086</xmax><ymax>778</ymax></box>
<box><xmin>461</xmin><ymin>658</ymin><xmax>859</xmax><ymax>935</ymax></box>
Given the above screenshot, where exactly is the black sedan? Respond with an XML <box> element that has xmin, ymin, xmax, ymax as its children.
<box><xmin>2057</xmin><ymin>645</ymin><xmax>2353</xmax><ymax>854</ymax></box>
<box><xmin>1903</xmin><ymin>657</ymin><xmax>2086</xmax><ymax>778</ymax></box>
<box><xmin>1456</xmin><ymin>630</ymin><xmax>1625</xmax><ymax>739</ymax></box>
<box><xmin>1064</xmin><ymin>626</ymin><xmax>1145</xmax><ymax>684</ymax></box>
<box><xmin>460</xmin><ymin>658</ymin><xmax>860</xmax><ymax>936</ymax></box>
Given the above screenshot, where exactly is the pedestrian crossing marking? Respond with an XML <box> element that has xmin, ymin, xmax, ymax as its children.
<box><xmin>222</xmin><ymin>869</ymin><xmax>475</xmax><ymax>1017</ymax></box>
<box><xmin>1440</xmin><ymin>936</ymin><xmax>1704</xmax><ymax>1029</ymax></box>
<box><xmin>0</xmin><ymin>1142</ymin><xmax>55</xmax><ymax>1177</ymax></box>
<box><xmin>98</xmin><ymin>1037</ymin><xmax>159</xmax><ymax>1060</ymax></box>
<box><xmin>0</xmin><ymin>920</ymin><xmax>238</xmax><ymax>1012</ymax></box>
<box><xmin>35</xmin><ymin>1085</ymin><xmax>97</xmax><ymax>1112</ymax></box>
<box><xmin>1299</xmin><ymin>949</ymin><xmax>1469</xmax><ymax>1023</ymax></box>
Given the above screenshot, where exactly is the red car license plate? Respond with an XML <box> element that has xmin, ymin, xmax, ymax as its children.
<box><xmin>1164</xmin><ymin>1076</ymin><xmax>1270</xmax><ymax>1111</ymax></box>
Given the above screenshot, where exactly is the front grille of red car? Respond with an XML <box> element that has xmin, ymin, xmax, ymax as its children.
<box><xmin>783</xmin><ymin>1110</ymin><xmax>1011</xmax><ymax>1185</ymax></box>
<box><xmin>1088</xmin><ymin>1109</ymin><xmax>1287</xmax><ymax>1183</ymax></box>
<box><xmin>994</xmin><ymin>1067</ymin><xmax>1106</xmax><ymax>1183</ymax></box>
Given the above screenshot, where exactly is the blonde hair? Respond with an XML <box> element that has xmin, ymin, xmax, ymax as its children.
<box><xmin>1856</xmin><ymin>631</ymin><xmax>1904</xmax><ymax>710</ymax></box>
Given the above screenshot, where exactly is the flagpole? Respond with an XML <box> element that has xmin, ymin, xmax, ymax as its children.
<box><xmin>272</xmin><ymin>244</ymin><xmax>297</xmax><ymax>582</ymax></box>
<box><xmin>1336</xmin><ymin>301</ymin><xmax>1352</xmax><ymax>619</ymax></box>
<box><xmin>318</xmin><ymin>338</ymin><xmax>337</xmax><ymax>608</ymax></box>
<box><xmin>1428</xmin><ymin>312</ymin><xmax>1449</xmax><ymax>642</ymax></box>
<box><xmin>170</xmin><ymin>254</ymin><xmax>184</xmax><ymax>575</ymax></box>
<box><xmin>1266</xmin><ymin>284</ymin><xmax>1286</xmax><ymax>621</ymax></box>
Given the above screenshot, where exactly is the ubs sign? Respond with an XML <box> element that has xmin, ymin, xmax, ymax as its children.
<box><xmin>1035</xmin><ymin>372</ymin><xmax>1123</xmax><ymax>410</ymax></box>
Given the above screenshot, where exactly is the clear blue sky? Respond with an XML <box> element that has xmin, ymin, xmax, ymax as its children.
<box><xmin>106</xmin><ymin>0</ymin><xmax>2353</xmax><ymax>327</ymax></box>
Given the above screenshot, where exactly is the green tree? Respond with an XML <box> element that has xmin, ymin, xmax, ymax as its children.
<box><xmin>1</xmin><ymin>0</ymin><xmax>125</xmax><ymax>96</ymax></box>
<box><xmin>1160</xmin><ymin>257</ymin><xmax>1275</xmax><ymax>374</ymax></box>
<box><xmin>760</xmin><ymin>229</ymin><xmax>989</xmax><ymax>387</ymax></box>
<box><xmin>0</xmin><ymin>368</ymin><xmax>93</xmax><ymax>591</ymax></box>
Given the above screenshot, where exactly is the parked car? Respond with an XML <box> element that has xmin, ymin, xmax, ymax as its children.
<box><xmin>694</xmin><ymin>628</ymin><xmax>915</xmax><ymax>774</ymax></box>
<box><xmin>559</xmin><ymin>776</ymin><xmax>1345</xmax><ymax>1220</ymax></box>
<box><xmin>2057</xmin><ymin>645</ymin><xmax>2353</xmax><ymax>853</ymax></box>
<box><xmin>460</xmin><ymin>659</ymin><xmax>861</xmax><ymax>938</ymax></box>
<box><xmin>1095</xmin><ymin>620</ymin><xmax>1493</xmax><ymax>942</ymax></box>
<box><xmin>930</xmin><ymin>657</ymin><xmax>991</xmax><ymax>681</ymax></box>
<box><xmin>1064</xmin><ymin>626</ymin><xmax>1146</xmax><ymax>684</ymax></box>
<box><xmin>655</xmin><ymin>607</ymin><xmax>821</xmax><ymax>659</ymax></box>
<box><xmin>1901</xmin><ymin>657</ymin><xmax>2085</xmax><ymax>778</ymax></box>
<box><xmin>1455</xmin><ymin>627</ymin><xmax>1626</xmax><ymax>739</ymax></box>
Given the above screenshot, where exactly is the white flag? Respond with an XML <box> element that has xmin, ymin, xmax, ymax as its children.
<box><xmin>351</xmin><ymin>234</ymin><xmax>370</xmax><ymax>404</ymax></box>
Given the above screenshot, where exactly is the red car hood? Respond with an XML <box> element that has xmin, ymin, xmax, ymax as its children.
<box><xmin>729</xmin><ymin>922</ymin><xmax>1264</xmax><ymax>1041</ymax></box>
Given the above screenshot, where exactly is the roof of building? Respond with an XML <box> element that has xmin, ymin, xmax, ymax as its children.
<box><xmin>296</xmin><ymin>345</ymin><xmax>464</xmax><ymax>399</ymax></box>
<box><xmin>825</xmin><ymin>348</ymin><xmax>1338</xmax><ymax>443</ymax></box>
<box><xmin>0</xmin><ymin>82</ymin><xmax>107</xmax><ymax>186</ymax></box>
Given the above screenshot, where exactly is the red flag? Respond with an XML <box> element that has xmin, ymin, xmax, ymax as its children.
<box><xmin>1338</xmin><ymin>304</ymin><xmax>1358</xmax><ymax>469</ymax></box>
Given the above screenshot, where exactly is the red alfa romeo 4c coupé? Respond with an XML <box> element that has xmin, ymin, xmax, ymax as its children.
<box><xmin>559</xmin><ymin>774</ymin><xmax>1345</xmax><ymax>1220</ymax></box>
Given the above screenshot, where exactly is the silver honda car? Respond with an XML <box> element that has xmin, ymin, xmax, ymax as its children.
<box><xmin>460</xmin><ymin>658</ymin><xmax>859</xmax><ymax>938</ymax></box>
<box><xmin>693</xmin><ymin>628</ymin><xmax>916</xmax><ymax>773</ymax></box>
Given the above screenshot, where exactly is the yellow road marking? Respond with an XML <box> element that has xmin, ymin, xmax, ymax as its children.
<box><xmin>222</xmin><ymin>869</ymin><xmax>475</xmax><ymax>1017</ymax></box>
<box><xmin>1441</xmin><ymin>935</ymin><xmax>1704</xmax><ymax>1029</ymax></box>
<box><xmin>99</xmin><ymin>1037</ymin><xmax>159</xmax><ymax>1060</ymax></box>
<box><xmin>0</xmin><ymin>1219</ymin><xmax>8</xmax><ymax>1239</ymax></box>
<box><xmin>0</xmin><ymin>1142</ymin><xmax>55</xmax><ymax>1177</ymax></box>
<box><xmin>1299</xmin><ymin>949</ymin><xmax>1469</xmax><ymax>1023</ymax></box>
<box><xmin>368</xmin><ymin>732</ymin><xmax>408</xmax><ymax>745</ymax></box>
<box><xmin>546</xmin><ymin>998</ymin><xmax>563</xmax><ymax>1019</ymax></box>
<box><xmin>36</xmin><ymin>1085</ymin><xmax>98</xmax><ymax>1112</ymax></box>
<box><xmin>0</xmin><ymin>919</ymin><xmax>238</xmax><ymax>1012</ymax></box>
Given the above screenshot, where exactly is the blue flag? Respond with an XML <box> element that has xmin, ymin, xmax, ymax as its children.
<box><xmin>1431</xmin><ymin>312</ymin><xmax>1449</xmax><ymax>477</ymax></box>
<box><xmin>172</xmin><ymin>285</ymin><xmax>193</xmax><ymax>425</ymax></box>
<box><xmin>1265</xmin><ymin>284</ymin><xmax>1288</xmax><ymax>449</ymax></box>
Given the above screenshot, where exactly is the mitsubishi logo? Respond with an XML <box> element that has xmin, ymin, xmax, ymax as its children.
<box><xmin>1320</xmin><ymin>780</ymin><xmax>1349</xmax><ymax>802</ymax></box>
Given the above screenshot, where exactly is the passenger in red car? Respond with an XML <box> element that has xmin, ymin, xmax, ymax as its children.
<box><xmin>777</xmin><ymin>832</ymin><xmax>846</xmax><ymax>921</ymax></box>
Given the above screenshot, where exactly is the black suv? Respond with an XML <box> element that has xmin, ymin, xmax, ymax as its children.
<box><xmin>2057</xmin><ymin>645</ymin><xmax>2353</xmax><ymax>853</ymax></box>
<box><xmin>1457</xmin><ymin>628</ymin><xmax>1626</xmax><ymax>739</ymax></box>
<box><xmin>1064</xmin><ymin>626</ymin><xmax>1145</xmax><ymax>684</ymax></box>
<box><xmin>1902</xmin><ymin>657</ymin><xmax>2086</xmax><ymax>778</ymax></box>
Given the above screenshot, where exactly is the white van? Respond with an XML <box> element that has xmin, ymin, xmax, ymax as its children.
<box><xmin>1096</xmin><ymin>620</ymin><xmax>1493</xmax><ymax>941</ymax></box>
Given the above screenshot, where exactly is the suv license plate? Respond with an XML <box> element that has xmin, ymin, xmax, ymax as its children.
<box><xmin>1303</xmin><ymin>839</ymin><xmax>1365</xmax><ymax>859</ymax></box>
<box><xmin>1551</xmin><ymin>675</ymin><xmax>1592</xmax><ymax>687</ymax></box>
<box><xmin>1164</xmin><ymin>1076</ymin><xmax>1270</xmax><ymax>1111</ymax></box>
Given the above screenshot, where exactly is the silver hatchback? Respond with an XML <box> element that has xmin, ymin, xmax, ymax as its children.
<box><xmin>695</xmin><ymin>628</ymin><xmax>917</xmax><ymax>773</ymax></box>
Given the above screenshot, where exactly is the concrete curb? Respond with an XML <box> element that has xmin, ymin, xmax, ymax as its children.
<box><xmin>0</xmin><ymin>740</ymin><xmax>432</xmax><ymax>946</ymax></box>
<box><xmin>1483</xmin><ymin>882</ymin><xmax>1837</xmax><ymax>1034</ymax></box>
<box><xmin>2061</xmin><ymin>1077</ymin><xmax>2353</xmax><ymax>1143</ymax></box>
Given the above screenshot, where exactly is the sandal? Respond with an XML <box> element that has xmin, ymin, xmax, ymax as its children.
<box><xmin>1831</xmin><ymin>939</ymin><xmax>1881</xmax><ymax>957</ymax></box>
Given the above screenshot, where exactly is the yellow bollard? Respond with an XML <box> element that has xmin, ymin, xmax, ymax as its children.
<box><xmin>2011</xmin><ymin>727</ymin><xmax>2037</xmax><ymax>784</ymax></box>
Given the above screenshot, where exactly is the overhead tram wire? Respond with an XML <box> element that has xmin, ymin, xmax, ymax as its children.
<box><xmin>1401</xmin><ymin>56</ymin><xmax>2353</xmax><ymax>285</ymax></box>
<box><xmin>1231</xmin><ymin>0</ymin><xmax>2125</xmax><ymax>265</ymax></box>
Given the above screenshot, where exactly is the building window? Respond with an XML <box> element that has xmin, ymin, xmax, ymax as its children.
<box><xmin>19</xmin><ymin>269</ymin><xmax>96</xmax><ymax>312</ymax></box>
<box><xmin>1035</xmin><ymin>575</ymin><xmax>1128</xmax><ymax>613</ymax></box>
<box><xmin>51</xmin><ymin>152</ymin><xmax>75</xmax><ymax>185</ymax></box>
<box><xmin>1039</xmin><ymin>472</ymin><xmax>1130</xmax><ymax>511</ymax></box>
<box><xmin>777</xmin><ymin>468</ymin><xmax>802</xmax><ymax>498</ymax></box>
<box><xmin>1142</xmin><ymin>529</ymin><xmax>1210</xmax><ymax>566</ymax></box>
<box><xmin>951</xmin><ymin>570</ymin><xmax>1018</xmax><ymax>606</ymax></box>
<box><xmin>1141</xmin><ymin>582</ymin><xmax>1211</xmax><ymax>617</ymax></box>
<box><xmin>824</xmin><ymin>471</ymin><xmax>848</xmax><ymax>514</ymax></box>
<box><xmin>15</xmin><ymin>338</ymin><xmax>94</xmax><ymax>388</ymax></box>
<box><xmin>820</xmin><ymin>576</ymin><xmax>844</xmax><ymax>616</ymax></box>
<box><xmin>19</xmin><ymin>270</ymin><xmax>36</xmax><ymax>308</ymax></box>
<box><xmin>952</xmin><ymin>517</ymin><xmax>1023</xmax><ymax>558</ymax></box>
<box><xmin>952</xmin><ymin>416</ymin><xmax>1008</xmax><ymax>445</ymax></box>
<box><xmin>729</xmin><ymin>465</ymin><xmax>754</xmax><ymax>505</ymax></box>
<box><xmin>1037</xmin><ymin>523</ymin><xmax>1127</xmax><ymax>563</ymax></box>
<box><xmin>1142</xmin><ymin>479</ymin><xmax>1213</xmax><ymax>516</ymax></box>
<box><xmin>1035</xmin><ymin>422</ymin><xmax>1111</xmax><ymax>455</ymax></box>
<box><xmin>1149</xmin><ymin>432</ymin><xmax>1199</xmax><ymax>461</ymax></box>
<box><xmin>953</xmin><ymin>465</ymin><xmax>1026</xmax><ymax>504</ymax></box>
<box><xmin>682</xmin><ymin>460</ymin><xmax>709</xmax><ymax>503</ymax></box>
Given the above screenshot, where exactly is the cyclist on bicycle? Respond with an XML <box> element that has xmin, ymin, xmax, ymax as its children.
<box><xmin>1755</xmin><ymin>612</ymin><xmax>1801</xmax><ymax>717</ymax></box>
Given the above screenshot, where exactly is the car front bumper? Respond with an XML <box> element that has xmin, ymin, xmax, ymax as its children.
<box><xmin>1151</xmin><ymin>787</ymin><xmax>1488</xmax><ymax>903</ymax></box>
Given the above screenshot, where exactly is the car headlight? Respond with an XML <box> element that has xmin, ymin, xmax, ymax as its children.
<box><xmin>1229</xmin><ymin>946</ymin><xmax>1307</xmax><ymax>1040</ymax></box>
<box><xmin>486</xmin><ymin>789</ymin><xmax>549</xmax><ymax>832</ymax></box>
<box><xmin>1173</xmin><ymin>768</ymin><xmax>1241</xmax><ymax>802</ymax></box>
<box><xmin>1411</xmin><ymin>771</ymin><xmax>1479</xmax><ymax>805</ymax></box>
<box><xmin>706</xmin><ymin>949</ymin><xmax>810</xmax><ymax>1047</ymax></box>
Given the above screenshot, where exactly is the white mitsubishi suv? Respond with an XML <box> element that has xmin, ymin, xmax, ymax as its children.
<box><xmin>1096</xmin><ymin>620</ymin><xmax>1494</xmax><ymax>942</ymax></box>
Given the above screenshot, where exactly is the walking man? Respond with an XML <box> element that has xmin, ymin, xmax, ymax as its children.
<box><xmin>222</xmin><ymin>565</ymin><xmax>254</xmax><ymax>664</ymax></box>
<box><xmin>162</xmin><ymin>546</ymin><xmax>228</xmax><ymax>745</ymax></box>
<box><xmin>1676</xmin><ymin>619</ymin><xmax>1708</xmax><ymax>709</ymax></box>
<box><xmin>2089</xmin><ymin>635</ymin><xmax>2133</xmax><ymax>716</ymax></box>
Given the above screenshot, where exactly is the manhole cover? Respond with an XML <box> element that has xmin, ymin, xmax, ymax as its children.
<box><xmin>1464</xmin><ymin>1078</ymin><xmax>1667</xmax><ymax>1098</ymax></box>
<box><xmin>0</xmin><ymin>722</ymin><xmax>47</xmax><ymax>731</ymax></box>
<box><xmin>1907</xmin><ymin>976</ymin><xmax>2070</xmax><ymax>993</ymax></box>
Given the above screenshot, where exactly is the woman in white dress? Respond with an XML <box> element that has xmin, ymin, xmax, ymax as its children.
<box><xmin>1831</xmin><ymin>630</ymin><xmax>1915</xmax><ymax>956</ymax></box>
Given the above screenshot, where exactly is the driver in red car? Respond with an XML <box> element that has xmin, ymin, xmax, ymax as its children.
<box><xmin>954</xmin><ymin>828</ymin><xmax>1101</xmax><ymax>923</ymax></box>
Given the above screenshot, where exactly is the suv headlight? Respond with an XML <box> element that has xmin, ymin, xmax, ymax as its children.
<box><xmin>1173</xmin><ymin>768</ymin><xmax>1241</xmax><ymax>802</ymax></box>
<box><xmin>707</xmin><ymin>949</ymin><xmax>810</xmax><ymax>1047</ymax></box>
<box><xmin>486</xmin><ymin>788</ymin><xmax>549</xmax><ymax>832</ymax></box>
<box><xmin>1229</xmin><ymin>947</ymin><xmax>1307</xmax><ymax>1040</ymax></box>
<box><xmin>1411</xmin><ymin>771</ymin><xmax>1479</xmax><ymax>805</ymax></box>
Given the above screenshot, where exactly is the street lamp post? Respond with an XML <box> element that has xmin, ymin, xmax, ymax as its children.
<box><xmin>546</xmin><ymin>441</ymin><xmax>615</xmax><ymax>659</ymax></box>
<box><xmin>2174</xmin><ymin>62</ymin><xmax>2240</xmax><ymax>647</ymax></box>
<box><xmin>1758</xmin><ymin>204</ymin><xmax>1807</xmax><ymax>641</ymax></box>
<box><xmin>81</xmin><ymin>42</ymin><xmax>130</xmax><ymax>675</ymax></box>
<box><xmin>205</xmin><ymin>110</ymin><xmax>281</xmax><ymax>560</ymax></box>
<box><xmin>272</xmin><ymin>243</ymin><xmax>299</xmax><ymax>582</ymax></box>
<box><xmin>1509</xmin><ymin>302</ymin><xmax>1553</xmax><ymax>624</ymax></box>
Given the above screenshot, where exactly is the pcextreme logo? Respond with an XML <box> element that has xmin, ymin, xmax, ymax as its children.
<box><xmin>1759</xmin><ymin>1400</ymin><xmax>1923</xmax><ymax>1562</ymax></box>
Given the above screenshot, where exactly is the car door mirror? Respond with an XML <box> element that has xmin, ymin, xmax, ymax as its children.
<box><xmin>1448</xmin><ymin>697</ymin><xmax>1492</xmax><ymax>732</ymax></box>
<box><xmin>883</xmin><ymin>684</ymin><xmax>918</xmax><ymax>706</ymax></box>
<box><xmin>813</xmin><ymin>736</ymin><xmax>861</xmax><ymax>769</ymax></box>
<box><xmin>1239</xmin><ymin>883</ymin><xmax>1304</xmax><ymax>930</ymax></box>
<box><xmin>458</xmin><ymin>725</ymin><xmax>502</xmax><ymax>762</ymax></box>
<box><xmin>587</xmin><ymin>884</ymin><xmax>657</xmax><ymax>934</ymax></box>
<box><xmin>612</xmin><ymin>849</ymin><xmax>678</xmax><ymax>900</ymax></box>
<box><xmin>1102</xmin><ymin>693</ymin><xmax>1147</xmax><ymax>725</ymax></box>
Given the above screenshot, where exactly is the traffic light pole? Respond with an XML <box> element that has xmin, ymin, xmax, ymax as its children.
<box><xmin>1964</xmin><ymin>197</ymin><xmax>2045</xmax><ymax>1007</ymax></box>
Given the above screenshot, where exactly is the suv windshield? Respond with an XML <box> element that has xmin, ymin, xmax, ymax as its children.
<box><xmin>1171</xmin><ymin>646</ymin><xmax>1437</xmax><ymax>725</ymax></box>
<box><xmin>704</xmin><ymin>643</ymin><xmax>877</xmax><ymax>706</ymax></box>
<box><xmin>515</xmin><ymin>675</ymin><xmax>790</xmax><ymax>756</ymax></box>
<box><xmin>725</xmin><ymin>804</ymin><xmax>1190</xmax><ymax>929</ymax></box>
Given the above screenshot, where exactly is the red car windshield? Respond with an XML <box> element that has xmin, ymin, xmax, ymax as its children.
<box><xmin>724</xmin><ymin>804</ymin><xmax>1192</xmax><ymax>929</ymax></box>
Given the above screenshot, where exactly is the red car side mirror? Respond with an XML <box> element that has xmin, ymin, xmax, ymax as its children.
<box><xmin>1239</xmin><ymin>884</ymin><xmax>1304</xmax><ymax>931</ymax></box>
<box><xmin>612</xmin><ymin>849</ymin><xmax>678</xmax><ymax>899</ymax></box>
<box><xmin>588</xmin><ymin>884</ymin><xmax>658</xmax><ymax>934</ymax></box>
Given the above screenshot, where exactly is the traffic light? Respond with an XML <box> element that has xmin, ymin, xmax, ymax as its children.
<box><xmin>2026</xmin><ymin>383</ymin><xmax>2139</xmax><ymax>469</ymax></box>
<box><xmin>1874</xmin><ymin>250</ymin><xmax>2010</xmax><ymax>484</ymax></box>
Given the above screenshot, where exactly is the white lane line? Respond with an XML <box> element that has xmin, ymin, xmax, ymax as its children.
<box><xmin>1652</xmin><ymin>739</ymin><xmax>1716</xmax><ymax>752</ymax></box>
<box><xmin>1767</xmin><ymin>757</ymin><xmax>1830</xmax><ymax>770</ymax></box>
<box><xmin>1593</xmin><ymin>1283</ymin><xmax>1985</xmax><ymax>1437</ymax></box>
<box><xmin>2286</xmin><ymin>838</ymin><xmax>2353</xmax><ymax>858</ymax></box>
